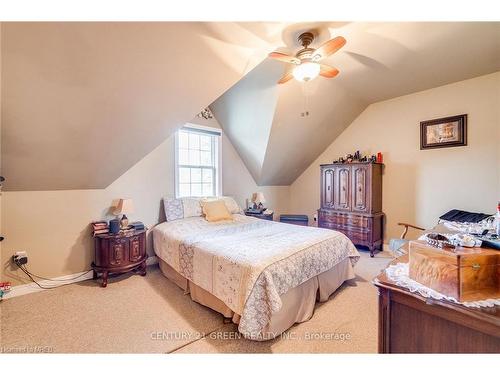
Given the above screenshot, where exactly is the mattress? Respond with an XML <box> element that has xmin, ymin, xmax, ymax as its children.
<box><xmin>152</xmin><ymin>214</ymin><xmax>359</xmax><ymax>338</ymax></box>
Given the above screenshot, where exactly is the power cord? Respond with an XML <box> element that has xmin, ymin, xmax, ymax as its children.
<box><xmin>14</xmin><ymin>259</ymin><xmax>92</xmax><ymax>290</ymax></box>
<box><xmin>21</xmin><ymin>266</ymin><xmax>92</xmax><ymax>282</ymax></box>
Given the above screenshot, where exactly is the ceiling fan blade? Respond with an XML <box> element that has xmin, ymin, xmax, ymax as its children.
<box><xmin>277</xmin><ymin>71</ymin><xmax>294</xmax><ymax>84</ymax></box>
<box><xmin>313</xmin><ymin>36</ymin><xmax>346</xmax><ymax>61</ymax></box>
<box><xmin>269</xmin><ymin>51</ymin><xmax>301</xmax><ymax>65</ymax></box>
<box><xmin>319</xmin><ymin>64</ymin><xmax>340</xmax><ymax>78</ymax></box>
<box><xmin>277</xmin><ymin>65</ymin><xmax>294</xmax><ymax>84</ymax></box>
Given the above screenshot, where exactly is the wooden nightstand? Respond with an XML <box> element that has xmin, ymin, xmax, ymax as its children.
<box><xmin>244</xmin><ymin>210</ymin><xmax>274</xmax><ymax>221</ymax></box>
<box><xmin>92</xmin><ymin>229</ymin><xmax>147</xmax><ymax>287</ymax></box>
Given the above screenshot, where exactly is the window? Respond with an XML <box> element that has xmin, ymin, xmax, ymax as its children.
<box><xmin>175</xmin><ymin>125</ymin><xmax>221</xmax><ymax>198</ymax></box>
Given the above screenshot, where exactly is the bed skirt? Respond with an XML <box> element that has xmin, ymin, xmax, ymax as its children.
<box><xmin>158</xmin><ymin>258</ymin><xmax>355</xmax><ymax>340</ymax></box>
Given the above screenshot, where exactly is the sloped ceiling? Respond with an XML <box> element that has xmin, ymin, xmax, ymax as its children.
<box><xmin>212</xmin><ymin>22</ymin><xmax>500</xmax><ymax>185</ymax></box>
<box><xmin>210</xmin><ymin>59</ymin><xmax>282</xmax><ymax>182</ymax></box>
<box><xmin>1</xmin><ymin>22</ymin><xmax>285</xmax><ymax>191</ymax></box>
<box><xmin>2</xmin><ymin>22</ymin><xmax>499</xmax><ymax>190</ymax></box>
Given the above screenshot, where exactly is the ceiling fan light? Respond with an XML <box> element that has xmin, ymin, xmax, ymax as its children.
<box><xmin>292</xmin><ymin>62</ymin><xmax>320</xmax><ymax>82</ymax></box>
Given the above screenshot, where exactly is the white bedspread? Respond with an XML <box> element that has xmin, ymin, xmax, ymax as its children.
<box><xmin>153</xmin><ymin>214</ymin><xmax>359</xmax><ymax>338</ymax></box>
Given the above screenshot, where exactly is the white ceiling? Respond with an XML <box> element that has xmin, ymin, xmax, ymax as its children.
<box><xmin>212</xmin><ymin>22</ymin><xmax>500</xmax><ymax>185</ymax></box>
<box><xmin>2</xmin><ymin>22</ymin><xmax>499</xmax><ymax>190</ymax></box>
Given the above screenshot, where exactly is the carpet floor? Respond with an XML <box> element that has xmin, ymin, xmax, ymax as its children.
<box><xmin>0</xmin><ymin>251</ymin><xmax>392</xmax><ymax>353</ymax></box>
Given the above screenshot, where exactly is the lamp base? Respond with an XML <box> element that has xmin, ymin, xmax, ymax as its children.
<box><xmin>120</xmin><ymin>214</ymin><xmax>129</xmax><ymax>229</ymax></box>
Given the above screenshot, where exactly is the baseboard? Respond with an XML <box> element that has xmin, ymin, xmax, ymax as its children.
<box><xmin>146</xmin><ymin>255</ymin><xmax>159</xmax><ymax>266</ymax></box>
<box><xmin>3</xmin><ymin>255</ymin><xmax>159</xmax><ymax>300</ymax></box>
<box><xmin>4</xmin><ymin>270</ymin><xmax>95</xmax><ymax>300</ymax></box>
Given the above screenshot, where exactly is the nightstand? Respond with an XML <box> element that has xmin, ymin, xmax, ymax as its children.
<box><xmin>244</xmin><ymin>210</ymin><xmax>274</xmax><ymax>221</ymax></box>
<box><xmin>92</xmin><ymin>229</ymin><xmax>147</xmax><ymax>287</ymax></box>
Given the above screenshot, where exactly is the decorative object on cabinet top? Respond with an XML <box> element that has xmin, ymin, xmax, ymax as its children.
<box><xmin>374</xmin><ymin>254</ymin><xmax>500</xmax><ymax>354</ymax></box>
<box><xmin>94</xmin><ymin>227</ymin><xmax>146</xmax><ymax>239</ymax></box>
<box><xmin>251</xmin><ymin>192</ymin><xmax>266</xmax><ymax>210</ymax></box>
<box><xmin>90</xmin><ymin>220</ymin><xmax>146</xmax><ymax>237</ymax></box>
<box><xmin>331</xmin><ymin>150</ymin><xmax>383</xmax><ymax>164</ymax></box>
<box><xmin>318</xmin><ymin>162</ymin><xmax>384</xmax><ymax>257</ymax></box>
<box><xmin>91</xmin><ymin>221</ymin><xmax>109</xmax><ymax>236</ymax></box>
<box><xmin>114</xmin><ymin>198</ymin><xmax>134</xmax><ymax>229</ymax></box>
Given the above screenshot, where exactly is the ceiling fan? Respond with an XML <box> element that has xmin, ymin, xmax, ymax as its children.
<box><xmin>268</xmin><ymin>31</ymin><xmax>346</xmax><ymax>84</ymax></box>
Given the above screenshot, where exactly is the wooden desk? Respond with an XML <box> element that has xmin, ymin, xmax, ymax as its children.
<box><xmin>373</xmin><ymin>255</ymin><xmax>500</xmax><ymax>353</ymax></box>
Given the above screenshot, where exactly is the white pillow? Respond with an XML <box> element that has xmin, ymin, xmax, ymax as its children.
<box><xmin>163</xmin><ymin>197</ymin><xmax>184</xmax><ymax>222</ymax></box>
<box><xmin>220</xmin><ymin>196</ymin><xmax>243</xmax><ymax>214</ymax></box>
<box><xmin>163</xmin><ymin>196</ymin><xmax>241</xmax><ymax>221</ymax></box>
<box><xmin>181</xmin><ymin>197</ymin><xmax>203</xmax><ymax>218</ymax></box>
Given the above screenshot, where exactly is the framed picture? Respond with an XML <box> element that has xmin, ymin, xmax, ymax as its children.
<box><xmin>420</xmin><ymin>114</ymin><xmax>467</xmax><ymax>150</ymax></box>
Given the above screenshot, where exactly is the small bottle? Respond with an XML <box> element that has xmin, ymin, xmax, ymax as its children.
<box><xmin>496</xmin><ymin>201</ymin><xmax>500</xmax><ymax>236</ymax></box>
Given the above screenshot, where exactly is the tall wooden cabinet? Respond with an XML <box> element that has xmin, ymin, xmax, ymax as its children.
<box><xmin>318</xmin><ymin>162</ymin><xmax>384</xmax><ymax>257</ymax></box>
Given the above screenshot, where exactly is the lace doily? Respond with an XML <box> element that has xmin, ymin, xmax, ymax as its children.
<box><xmin>384</xmin><ymin>262</ymin><xmax>500</xmax><ymax>308</ymax></box>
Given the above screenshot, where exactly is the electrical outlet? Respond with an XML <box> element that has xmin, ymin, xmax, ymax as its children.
<box><xmin>13</xmin><ymin>251</ymin><xmax>28</xmax><ymax>266</ymax></box>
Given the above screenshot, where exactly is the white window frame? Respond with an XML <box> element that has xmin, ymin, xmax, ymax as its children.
<box><xmin>174</xmin><ymin>123</ymin><xmax>222</xmax><ymax>198</ymax></box>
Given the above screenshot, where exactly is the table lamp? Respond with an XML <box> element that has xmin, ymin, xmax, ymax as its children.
<box><xmin>251</xmin><ymin>192</ymin><xmax>266</xmax><ymax>210</ymax></box>
<box><xmin>114</xmin><ymin>198</ymin><xmax>134</xmax><ymax>229</ymax></box>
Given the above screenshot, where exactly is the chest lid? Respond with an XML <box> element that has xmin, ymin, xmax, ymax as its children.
<box><xmin>409</xmin><ymin>240</ymin><xmax>500</xmax><ymax>268</ymax></box>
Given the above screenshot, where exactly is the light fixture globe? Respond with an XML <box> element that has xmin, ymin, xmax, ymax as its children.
<box><xmin>292</xmin><ymin>62</ymin><xmax>320</xmax><ymax>82</ymax></box>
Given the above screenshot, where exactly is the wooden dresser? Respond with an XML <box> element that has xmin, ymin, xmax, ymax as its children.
<box><xmin>374</xmin><ymin>255</ymin><xmax>500</xmax><ymax>353</ymax></box>
<box><xmin>92</xmin><ymin>229</ymin><xmax>147</xmax><ymax>287</ymax></box>
<box><xmin>318</xmin><ymin>162</ymin><xmax>384</xmax><ymax>257</ymax></box>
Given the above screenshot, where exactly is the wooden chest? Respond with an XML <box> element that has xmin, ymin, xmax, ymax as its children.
<box><xmin>409</xmin><ymin>241</ymin><xmax>500</xmax><ymax>302</ymax></box>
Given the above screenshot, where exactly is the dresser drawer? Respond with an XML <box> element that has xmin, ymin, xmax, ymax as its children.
<box><xmin>318</xmin><ymin>211</ymin><xmax>369</xmax><ymax>230</ymax></box>
<box><xmin>336</xmin><ymin>228</ymin><xmax>370</xmax><ymax>243</ymax></box>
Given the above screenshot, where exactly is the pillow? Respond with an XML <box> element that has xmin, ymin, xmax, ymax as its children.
<box><xmin>200</xmin><ymin>199</ymin><xmax>233</xmax><ymax>222</ymax></box>
<box><xmin>163</xmin><ymin>198</ymin><xmax>184</xmax><ymax>222</ymax></box>
<box><xmin>181</xmin><ymin>197</ymin><xmax>203</xmax><ymax>218</ymax></box>
<box><xmin>220</xmin><ymin>196</ymin><xmax>243</xmax><ymax>214</ymax></box>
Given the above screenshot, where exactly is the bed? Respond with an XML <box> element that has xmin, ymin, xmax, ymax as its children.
<box><xmin>153</xmin><ymin>208</ymin><xmax>359</xmax><ymax>340</ymax></box>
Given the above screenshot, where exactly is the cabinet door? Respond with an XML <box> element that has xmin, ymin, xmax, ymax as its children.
<box><xmin>129</xmin><ymin>235</ymin><xmax>143</xmax><ymax>262</ymax></box>
<box><xmin>109</xmin><ymin>238</ymin><xmax>128</xmax><ymax>266</ymax></box>
<box><xmin>352</xmin><ymin>165</ymin><xmax>369</xmax><ymax>213</ymax></box>
<box><xmin>321</xmin><ymin>168</ymin><xmax>335</xmax><ymax>208</ymax></box>
<box><xmin>335</xmin><ymin>166</ymin><xmax>351</xmax><ymax>211</ymax></box>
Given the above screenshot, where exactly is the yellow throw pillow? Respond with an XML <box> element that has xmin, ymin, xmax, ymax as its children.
<box><xmin>201</xmin><ymin>199</ymin><xmax>233</xmax><ymax>222</ymax></box>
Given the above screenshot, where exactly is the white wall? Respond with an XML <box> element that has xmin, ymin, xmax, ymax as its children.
<box><xmin>1</xmin><ymin>138</ymin><xmax>173</xmax><ymax>286</ymax></box>
<box><xmin>1</xmin><ymin>116</ymin><xmax>289</xmax><ymax>286</ymax></box>
<box><xmin>289</xmin><ymin>72</ymin><xmax>500</xmax><ymax>241</ymax></box>
<box><xmin>221</xmin><ymin>132</ymin><xmax>290</xmax><ymax>217</ymax></box>
<box><xmin>189</xmin><ymin>115</ymin><xmax>290</xmax><ymax>216</ymax></box>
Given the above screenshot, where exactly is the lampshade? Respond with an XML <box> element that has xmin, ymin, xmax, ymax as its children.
<box><xmin>292</xmin><ymin>62</ymin><xmax>320</xmax><ymax>82</ymax></box>
<box><xmin>114</xmin><ymin>198</ymin><xmax>134</xmax><ymax>215</ymax></box>
<box><xmin>251</xmin><ymin>192</ymin><xmax>266</xmax><ymax>205</ymax></box>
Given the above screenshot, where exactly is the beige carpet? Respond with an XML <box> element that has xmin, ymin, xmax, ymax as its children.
<box><xmin>0</xmin><ymin>251</ymin><xmax>392</xmax><ymax>353</ymax></box>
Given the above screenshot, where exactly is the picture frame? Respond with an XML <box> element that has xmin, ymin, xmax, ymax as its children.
<box><xmin>420</xmin><ymin>114</ymin><xmax>467</xmax><ymax>150</ymax></box>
